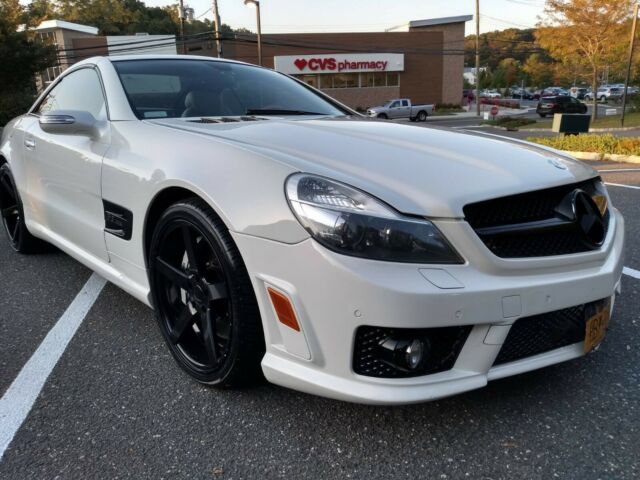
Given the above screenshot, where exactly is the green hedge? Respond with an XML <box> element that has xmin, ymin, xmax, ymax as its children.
<box><xmin>526</xmin><ymin>134</ymin><xmax>640</xmax><ymax>156</ymax></box>
<box><xmin>483</xmin><ymin>116</ymin><xmax>536</xmax><ymax>129</ymax></box>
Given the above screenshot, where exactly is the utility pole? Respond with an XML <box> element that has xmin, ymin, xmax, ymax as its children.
<box><xmin>621</xmin><ymin>3</ymin><xmax>638</xmax><ymax>128</ymax></box>
<box><xmin>475</xmin><ymin>0</ymin><xmax>480</xmax><ymax>116</ymax></box>
<box><xmin>244</xmin><ymin>0</ymin><xmax>262</xmax><ymax>66</ymax></box>
<box><xmin>212</xmin><ymin>0</ymin><xmax>223</xmax><ymax>58</ymax></box>
<box><xmin>178</xmin><ymin>0</ymin><xmax>186</xmax><ymax>54</ymax></box>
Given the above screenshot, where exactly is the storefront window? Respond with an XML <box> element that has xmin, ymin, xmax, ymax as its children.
<box><xmin>323</xmin><ymin>73</ymin><xmax>358</xmax><ymax>89</ymax></box>
<box><xmin>302</xmin><ymin>72</ymin><xmax>401</xmax><ymax>89</ymax></box>
<box><xmin>298</xmin><ymin>75</ymin><xmax>319</xmax><ymax>88</ymax></box>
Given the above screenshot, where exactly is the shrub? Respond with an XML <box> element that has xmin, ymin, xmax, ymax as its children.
<box><xmin>526</xmin><ymin>134</ymin><xmax>640</xmax><ymax>156</ymax></box>
<box><xmin>482</xmin><ymin>116</ymin><xmax>535</xmax><ymax>129</ymax></box>
<box><xmin>435</xmin><ymin>103</ymin><xmax>463</xmax><ymax>112</ymax></box>
<box><xmin>480</xmin><ymin>98</ymin><xmax>521</xmax><ymax>109</ymax></box>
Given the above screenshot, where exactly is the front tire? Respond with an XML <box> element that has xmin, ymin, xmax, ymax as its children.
<box><xmin>148</xmin><ymin>198</ymin><xmax>265</xmax><ymax>387</ymax></box>
<box><xmin>377</xmin><ymin>113</ymin><xmax>388</xmax><ymax>119</ymax></box>
<box><xmin>539</xmin><ymin>113</ymin><xmax>547</xmax><ymax>118</ymax></box>
<box><xmin>0</xmin><ymin>164</ymin><xmax>47</xmax><ymax>253</ymax></box>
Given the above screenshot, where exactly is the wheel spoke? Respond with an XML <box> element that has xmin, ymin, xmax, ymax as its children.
<box><xmin>182</xmin><ymin>226</ymin><xmax>204</xmax><ymax>275</ymax></box>
<box><xmin>0</xmin><ymin>176</ymin><xmax>15</xmax><ymax>200</ymax></box>
<box><xmin>205</xmin><ymin>281</ymin><xmax>228</xmax><ymax>302</ymax></box>
<box><xmin>155</xmin><ymin>257</ymin><xmax>190</xmax><ymax>290</ymax></box>
<box><xmin>2</xmin><ymin>205</ymin><xmax>18</xmax><ymax>218</ymax></box>
<box><xmin>11</xmin><ymin>220</ymin><xmax>19</xmax><ymax>242</ymax></box>
<box><xmin>202</xmin><ymin>309</ymin><xmax>218</xmax><ymax>363</ymax></box>
<box><xmin>170</xmin><ymin>308</ymin><xmax>196</xmax><ymax>343</ymax></box>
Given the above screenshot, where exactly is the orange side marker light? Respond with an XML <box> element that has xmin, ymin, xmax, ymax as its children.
<box><xmin>267</xmin><ymin>287</ymin><xmax>301</xmax><ymax>332</ymax></box>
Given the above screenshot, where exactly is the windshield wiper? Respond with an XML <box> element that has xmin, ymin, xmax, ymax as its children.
<box><xmin>245</xmin><ymin>109</ymin><xmax>328</xmax><ymax>116</ymax></box>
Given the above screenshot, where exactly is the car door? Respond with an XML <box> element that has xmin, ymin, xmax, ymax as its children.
<box><xmin>399</xmin><ymin>100</ymin><xmax>411</xmax><ymax>118</ymax></box>
<box><xmin>25</xmin><ymin>67</ymin><xmax>110</xmax><ymax>262</ymax></box>
<box><xmin>388</xmin><ymin>100</ymin><xmax>401</xmax><ymax>118</ymax></box>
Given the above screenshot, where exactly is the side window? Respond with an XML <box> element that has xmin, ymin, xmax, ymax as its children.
<box><xmin>390</xmin><ymin>101</ymin><xmax>400</xmax><ymax>108</ymax></box>
<box><xmin>401</xmin><ymin>100</ymin><xmax>409</xmax><ymax>107</ymax></box>
<box><xmin>36</xmin><ymin>68</ymin><xmax>106</xmax><ymax>119</ymax></box>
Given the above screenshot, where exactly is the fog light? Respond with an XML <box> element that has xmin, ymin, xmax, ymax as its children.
<box><xmin>405</xmin><ymin>339</ymin><xmax>424</xmax><ymax>370</ymax></box>
<box><xmin>376</xmin><ymin>337</ymin><xmax>428</xmax><ymax>372</ymax></box>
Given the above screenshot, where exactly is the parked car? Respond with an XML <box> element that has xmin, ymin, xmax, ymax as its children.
<box><xmin>480</xmin><ymin>89</ymin><xmax>502</xmax><ymax>98</ymax></box>
<box><xmin>511</xmin><ymin>88</ymin><xmax>534</xmax><ymax>100</ymax></box>
<box><xmin>536</xmin><ymin>95</ymin><xmax>588</xmax><ymax>117</ymax></box>
<box><xmin>533</xmin><ymin>89</ymin><xmax>555</xmax><ymax>100</ymax></box>
<box><xmin>585</xmin><ymin>87</ymin><xmax>623</xmax><ymax>102</ymax></box>
<box><xmin>544</xmin><ymin>87</ymin><xmax>569</xmax><ymax>96</ymax></box>
<box><xmin>367</xmin><ymin>98</ymin><xmax>434</xmax><ymax>121</ymax></box>
<box><xmin>0</xmin><ymin>55</ymin><xmax>624</xmax><ymax>405</ymax></box>
<box><xmin>569</xmin><ymin>87</ymin><xmax>588</xmax><ymax>100</ymax></box>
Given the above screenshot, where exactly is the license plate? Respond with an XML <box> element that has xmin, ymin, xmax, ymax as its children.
<box><xmin>584</xmin><ymin>299</ymin><xmax>611</xmax><ymax>353</ymax></box>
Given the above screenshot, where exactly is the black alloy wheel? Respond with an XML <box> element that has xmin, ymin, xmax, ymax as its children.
<box><xmin>149</xmin><ymin>198</ymin><xmax>264</xmax><ymax>386</ymax></box>
<box><xmin>417</xmin><ymin>111</ymin><xmax>427</xmax><ymax>122</ymax></box>
<box><xmin>0</xmin><ymin>164</ymin><xmax>45</xmax><ymax>253</ymax></box>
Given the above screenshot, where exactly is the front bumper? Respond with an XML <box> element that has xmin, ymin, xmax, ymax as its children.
<box><xmin>231</xmin><ymin>208</ymin><xmax>625</xmax><ymax>405</ymax></box>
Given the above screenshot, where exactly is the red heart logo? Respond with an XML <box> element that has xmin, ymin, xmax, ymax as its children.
<box><xmin>294</xmin><ymin>58</ymin><xmax>307</xmax><ymax>70</ymax></box>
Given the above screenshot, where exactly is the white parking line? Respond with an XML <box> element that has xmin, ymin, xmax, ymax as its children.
<box><xmin>605</xmin><ymin>182</ymin><xmax>640</xmax><ymax>190</ymax></box>
<box><xmin>599</xmin><ymin>169</ymin><xmax>640</xmax><ymax>173</ymax></box>
<box><xmin>0</xmin><ymin>273</ymin><xmax>106</xmax><ymax>461</ymax></box>
<box><xmin>624</xmin><ymin>267</ymin><xmax>640</xmax><ymax>280</ymax></box>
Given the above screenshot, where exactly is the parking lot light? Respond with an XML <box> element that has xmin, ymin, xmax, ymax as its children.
<box><xmin>244</xmin><ymin>0</ymin><xmax>262</xmax><ymax>66</ymax></box>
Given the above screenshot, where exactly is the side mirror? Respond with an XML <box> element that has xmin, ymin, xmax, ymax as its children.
<box><xmin>39</xmin><ymin>110</ymin><xmax>99</xmax><ymax>138</ymax></box>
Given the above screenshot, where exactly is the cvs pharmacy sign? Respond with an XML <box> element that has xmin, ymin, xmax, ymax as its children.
<box><xmin>275</xmin><ymin>53</ymin><xmax>404</xmax><ymax>75</ymax></box>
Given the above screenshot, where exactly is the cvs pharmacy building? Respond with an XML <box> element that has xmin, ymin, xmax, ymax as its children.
<box><xmin>222</xmin><ymin>16</ymin><xmax>471</xmax><ymax>110</ymax></box>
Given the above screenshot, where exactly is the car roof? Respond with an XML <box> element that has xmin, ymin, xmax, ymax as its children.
<box><xmin>72</xmin><ymin>54</ymin><xmax>247</xmax><ymax>69</ymax></box>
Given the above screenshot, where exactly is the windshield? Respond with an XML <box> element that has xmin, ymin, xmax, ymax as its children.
<box><xmin>112</xmin><ymin>59</ymin><xmax>346</xmax><ymax>119</ymax></box>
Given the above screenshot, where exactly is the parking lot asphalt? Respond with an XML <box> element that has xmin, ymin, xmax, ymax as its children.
<box><xmin>1</xmin><ymin>160</ymin><xmax>639</xmax><ymax>479</ymax></box>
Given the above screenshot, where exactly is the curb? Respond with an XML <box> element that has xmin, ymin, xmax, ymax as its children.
<box><xmin>562</xmin><ymin>151</ymin><xmax>640</xmax><ymax>164</ymax></box>
<box><xmin>517</xmin><ymin>126</ymin><xmax>640</xmax><ymax>133</ymax></box>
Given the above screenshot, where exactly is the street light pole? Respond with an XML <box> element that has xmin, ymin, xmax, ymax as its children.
<box><xmin>178</xmin><ymin>0</ymin><xmax>186</xmax><ymax>54</ymax></box>
<box><xmin>475</xmin><ymin>0</ymin><xmax>480</xmax><ymax>116</ymax></box>
<box><xmin>212</xmin><ymin>0</ymin><xmax>223</xmax><ymax>58</ymax></box>
<box><xmin>244</xmin><ymin>0</ymin><xmax>263</xmax><ymax>66</ymax></box>
<box><xmin>621</xmin><ymin>3</ymin><xmax>639</xmax><ymax>128</ymax></box>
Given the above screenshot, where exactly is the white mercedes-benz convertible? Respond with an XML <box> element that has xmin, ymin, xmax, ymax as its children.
<box><xmin>0</xmin><ymin>55</ymin><xmax>624</xmax><ymax>404</ymax></box>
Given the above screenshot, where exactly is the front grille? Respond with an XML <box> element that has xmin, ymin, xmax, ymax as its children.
<box><xmin>353</xmin><ymin>325</ymin><xmax>471</xmax><ymax>378</ymax></box>
<box><xmin>494</xmin><ymin>299</ymin><xmax>606</xmax><ymax>365</ymax></box>
<box><xmin>464</xmin><ymin>178</ymin><xmax>610</xmax><ymax>258</ymax></box>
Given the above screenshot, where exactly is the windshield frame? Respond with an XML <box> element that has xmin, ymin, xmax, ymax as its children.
<box><xmin>111</xmin><ymin>57</ymin><xmax>356</xmax><ymax>120</ymax></box>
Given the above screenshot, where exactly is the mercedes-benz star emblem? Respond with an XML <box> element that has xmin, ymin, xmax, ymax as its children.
<box><xmin>573</xmin><ymin>190</ymin><xmax>606</xmax><ymax>247</ymax></box>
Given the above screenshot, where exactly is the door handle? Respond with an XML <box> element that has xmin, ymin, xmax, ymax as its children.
<box><xmin>24</xmin><ymin>138</ymin><xmax>36</xmax><ymax>150</ymax></box>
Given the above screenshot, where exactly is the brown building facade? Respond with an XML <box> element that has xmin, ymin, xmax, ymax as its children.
<box><xmin>68</xmin><ymin>15</ymin><xmax>471</xmax><ymax>110</ymax></box>
<box><xmin>202</xmin><ymin>15</ymin><xmax>471</xmax><ymax>110</ymax></box>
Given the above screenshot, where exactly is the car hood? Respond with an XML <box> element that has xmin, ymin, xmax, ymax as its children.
<box><xmin>149</xmin><ymin>117</ymin><xmax>597</xmax><ymax>218</ymax></box>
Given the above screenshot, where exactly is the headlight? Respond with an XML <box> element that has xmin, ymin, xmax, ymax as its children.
<box><xmin>285</xmin><ymin>174</ymin><xmax>463</xmax><ymax>264</ymax></box>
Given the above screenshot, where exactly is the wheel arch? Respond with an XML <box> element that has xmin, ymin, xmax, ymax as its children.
<box><xmin>142</xmin><ymin>185</ymin><xmax>230</xmax><ymax>269</ymax></box>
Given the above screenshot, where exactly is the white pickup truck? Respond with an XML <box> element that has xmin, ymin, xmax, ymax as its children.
<box><xmin>367</xmin><ymin>98</ymin><xmax>435</xmax><ymax>121</ymax></box>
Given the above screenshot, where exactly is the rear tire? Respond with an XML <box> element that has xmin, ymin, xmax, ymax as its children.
<box><xmin>148</xmin><ymin>198</ymin><xmax>265</xmax><ymax>387</ymax></box>
<box><xmin>0</xmin><ymin>164</ymin><xmax>47</xmax><ymax>253</ymax></box>
<box><xmin>417</xmin><ymin>111</ymin><xmax>427</xmax><ymax>122</ymax></box>
<box><xmin>539</xmin><ymin>113</ymin><xmax>547</xmax><ymax>118</ymax></box>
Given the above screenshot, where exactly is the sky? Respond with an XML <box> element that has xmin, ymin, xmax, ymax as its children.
<box><xmin>143</xmin><ymin>0</ymin><xmax>546</xmax><ymax>35</ymax></box>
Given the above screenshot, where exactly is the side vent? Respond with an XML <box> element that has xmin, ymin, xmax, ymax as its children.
<box><xmin>103</xmin><ymin>200</ymin><xmax>133</xmax><ymax>240</ymax></box>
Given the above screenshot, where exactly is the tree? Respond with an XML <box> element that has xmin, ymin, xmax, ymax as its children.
<box><xmin>522</xmin><ymin>53</ymin><xmax>554</xmax><ymax>88</ymax></box>
<box><xmin>536</xmin><ymin>0</ymin><xmax>634</xmax><ymax>120</ymax></box>
<box><xmin>0</xmin><ymin>0</ymin><xmax>57</xmax><ymax>125</ymax></box>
